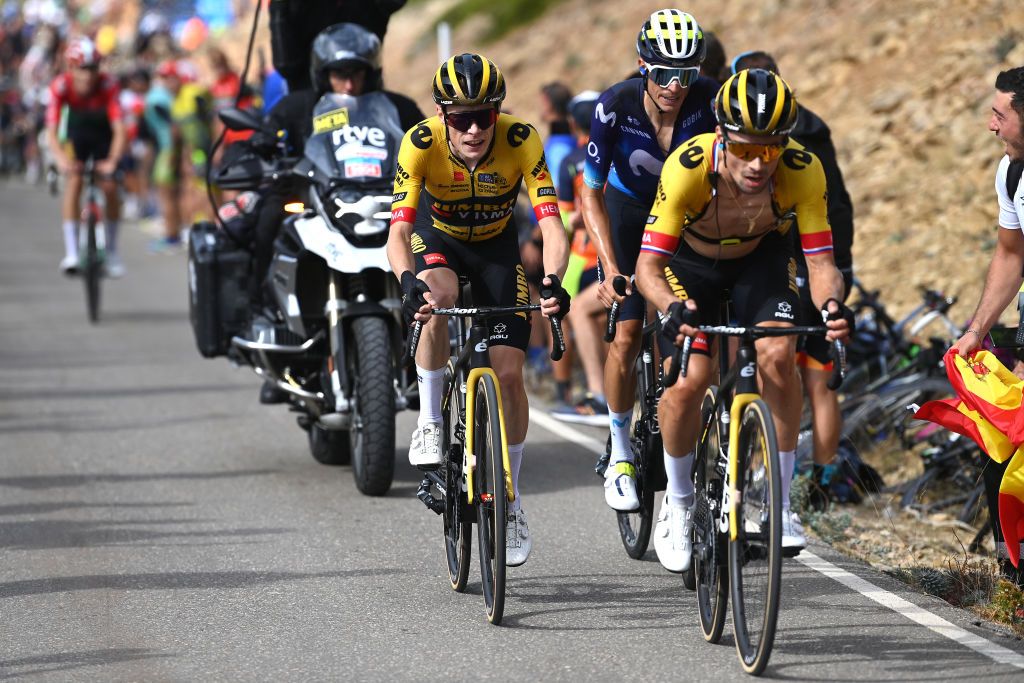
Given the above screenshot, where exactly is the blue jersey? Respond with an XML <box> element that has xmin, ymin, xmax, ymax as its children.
<box><xmin>583</xmin><ymin>76</ymin><xmax>718</xmax><ymax>203</ymax></box>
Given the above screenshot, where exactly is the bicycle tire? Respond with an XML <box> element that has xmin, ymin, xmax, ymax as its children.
<box><xmin>83</xmin><ymin>213</ymin><xmax>101</xmax><ymax>323</ymax></box>
<box><xmin>442</xmin><ymin>362</ymin><xmax>472</xmax><ymax>592</ymax></box>
<box><xmin>617</xmin><ymin>353</ymin><xmax>658</xmax><ymax>559</ymax></box>
<box><xmin>694</xmin><ymin>386</ymin><xmax>729</xmax><ymax>643</ymax></box>
<box><xmin>730</xmin><ymin>398</ymin><xmax>782</xmax><ymax>676</ymax></box>
<box><xmin>474</xmin><ymin>372</ymin><xmax>507</xmax><ymax>625</ymax></box>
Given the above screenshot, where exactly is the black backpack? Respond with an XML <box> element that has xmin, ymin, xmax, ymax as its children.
<box><xmin>1009</xmin><ymin>159</ymin><xmax>1024</xmax><ymax>199</ymax></box>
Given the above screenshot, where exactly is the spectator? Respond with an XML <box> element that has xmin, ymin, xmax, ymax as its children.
<box><xmin>949</xmin><ymin>65</ymin><xmax>1024</xmax><ymax>584</ymax></box>
<box><xmin>551</xmin><ymin>90</ymin><xmax>609</xmax><ymax>425</ymax></box>
<box><xmin>700</xmin><ymin>30</ymin><xmax>727</xmax><ymax>84</ymax></box>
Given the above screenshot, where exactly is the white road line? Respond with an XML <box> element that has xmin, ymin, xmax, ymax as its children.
<box><xmin>529</xmin><ymin>411</ymin><xmax>1024</xmax><ymax>671</ymax></box>
<box><xmin>797</xmin><ymin>551</ymin><xmax>1024</xmax><ymax>670</ymax></box>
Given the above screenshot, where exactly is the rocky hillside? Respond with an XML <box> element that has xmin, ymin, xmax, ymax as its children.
<box><xmin>383</xmin><ymin>0</ymin><xmax>1024</xmax><ymax>323</ymax></box>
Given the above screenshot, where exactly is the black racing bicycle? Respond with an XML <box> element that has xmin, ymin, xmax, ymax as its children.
<box><xmin>595</xmin><ymin>276</ymin><xmax>666</xmax><ymax>559</ymax></box>
<box><xmin>671</xmin><ymin>321</ymin><xmax>844</xmax><ymax>676</ymax></box>
<box><xmin>413</xmin><ymin>278</ymin><xmax>565</xmax><ymax>625</ymax></box>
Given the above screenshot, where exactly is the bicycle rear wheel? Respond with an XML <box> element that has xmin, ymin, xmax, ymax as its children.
<box><xmin>442</xmin><ymin>363</ymin><xmax>472</xmax><ymax>592</ymax></box>
<box><xmin>617</xmin><ymin>353</ymin><xmax>659</xmax><ymax>559</ymax></box>
<box><xmin>474</xmin><ymin>372</ymin><xmax>507</xmax><ymax>624</ymax></box>
<box><xmin>83</xmin><ymin>215</ymin><xmax>102</xmax><ymax>323</ymax></box>
<box><xmin>730</xmin><ymin>398</ymin><xmax>782</xmax><ymax>676</ymax></box>
<box><xmin>693</xmin><ymin>387</ymin><xmax>729</xmax><ymax>642</ymax></box>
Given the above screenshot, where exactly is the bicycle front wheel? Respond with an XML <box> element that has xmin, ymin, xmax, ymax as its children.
<box><xmin>83</xmin><ymin>216</ymin><xmax>102</xmax><ymax>323</ymax></box>
<box><xmin>730</xmin><ymin>398</ymin><xmax>782</xmax><ymax>676</ymax></box>
<box><xmin>442</xmin><ymin>362</ymin><xmax>472</xmax><ymax>592</ymax></box>
<box><xmin>694</xmin><ymin>387</ymin><xmax>728</xmax><ymax>642</ymax></box>
<box><xmin>473</xmin><ymin>372</ymin><xmax>507</xmax><ymax>625</ymax></box>
<box><xmin>617</xmin><ymin>353</ymin><xmax>659</xmax><ymax>559</ymax></box>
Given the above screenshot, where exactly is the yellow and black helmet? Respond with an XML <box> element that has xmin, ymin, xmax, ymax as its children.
<box><xmin>715</xmin><ymin>68</ymin><xmax>798</xmax><ymax>137</ymax></box>
<box><xmin>432</xmin><ymin>53</ymin><xmax>506</xmax><ymax>107</ymax></box>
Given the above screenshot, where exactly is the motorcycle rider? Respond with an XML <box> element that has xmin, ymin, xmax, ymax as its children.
<box><xmin>247</xmin><ymin>23</ymin><xmax>425</xmax><ymax>404</ymax></box>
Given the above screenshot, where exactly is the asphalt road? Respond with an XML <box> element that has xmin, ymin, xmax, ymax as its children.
<box><xmin>2</xmin><ymin>180</ymin><xmax>1023</xmax><ymax>681</ymax></box>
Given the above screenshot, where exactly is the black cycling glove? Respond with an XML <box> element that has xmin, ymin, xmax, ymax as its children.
<box><xmin>821</xmin><ymin>297</ymin><xmax>855</xmax><ymax>331</ymax></box>
<box><xmin>540</xmin><ymin>273</ymin><xmax>571</xmax><ymax>318</ymax></box>
<box><xmin>660</xmin><ymin>301</ymin><xmax>700</xmax><ymax>348</ymax></box>
<box><xmin>401</xmin><ymin>271</ymin><xmax>431</xmax><ymax>326</ymax></box>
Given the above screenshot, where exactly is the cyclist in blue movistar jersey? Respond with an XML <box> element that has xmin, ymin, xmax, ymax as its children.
<box><xmin>580</xmin><ymin>9</ymin><xmax>718</xmax><ymax>522</ymax></box>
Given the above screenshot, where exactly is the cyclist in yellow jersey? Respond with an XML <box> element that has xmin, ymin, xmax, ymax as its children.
<box><xmin>386</xmin><ymin>54</ymin><xmax>569</xmax><ymax>567</ymax></box>
<box><xmin>635</xmin><ymin>69</ymin><xmax>852</xmax><ymax>572</ymax></box>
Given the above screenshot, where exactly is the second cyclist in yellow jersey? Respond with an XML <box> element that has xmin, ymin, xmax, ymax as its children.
<box><xmin>641</xmin><ymin>132</ymin><xmax>834</xmax><ymax>259</ymax></box>
<box><xmin>391</xmin><ymin>114</ymin><xmax>561</xmax><ymax>242</ymax></box>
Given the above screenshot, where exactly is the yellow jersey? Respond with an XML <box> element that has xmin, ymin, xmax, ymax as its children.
<box><xmin>391</xmin><ymin>114</ymin><xmax>559</xmax><ymax>242</ymax></box>
<box><xmin>640</xmin><ymin>133</ymin><xmax>834</xmax><ymax>258</ymax></box>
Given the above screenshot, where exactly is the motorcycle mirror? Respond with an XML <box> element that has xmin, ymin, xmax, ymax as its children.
<box><xmin>219</xmin><ymin>107</ymin><xmax>264</xmax><ymax>132</ymax></box>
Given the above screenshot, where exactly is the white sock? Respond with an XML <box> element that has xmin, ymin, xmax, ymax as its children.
<box><xmin>104</xmin><ymin>220</ymin><xmax>119</xmax><ymax>254</ymax></box>
<box><xmin>664</xmin><ymin>449</ymin><xmax>695</xmax><ymax>508</ymax></box>
<box><xmin>779</xmin><ymin>449</ymin><xmax>796</xmax><ymax>511</ymax></box>
<box><xmin>62</xmin><ymin>220</ymin><xmax>78</xmax><ymax>258</ymax></box>
<box><xmin>416</xmin><ymin>365</ymin><xmax>445</xmax><ymax>428</ymax></box>
<box><xmin>508</xmin><ymin>441</ymin><xmax>524</xmax><ymax>512</ymax></box>
<box><xmin>608</xmin><ymin>409</ymin><xmax>633</xmax><ymax>463</ymax></box>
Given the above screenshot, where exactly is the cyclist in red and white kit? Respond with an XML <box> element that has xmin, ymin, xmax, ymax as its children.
<box><xmin>45</xmin><ymin>37</ymin><xmax>126</xmax><ymax>277</ymax></box>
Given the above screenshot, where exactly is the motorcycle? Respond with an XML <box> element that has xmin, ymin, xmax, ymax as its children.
<box><xmin>189</xmin><ymin>92</ymin><xmax>412</xmax><ymax>496</ymax></box>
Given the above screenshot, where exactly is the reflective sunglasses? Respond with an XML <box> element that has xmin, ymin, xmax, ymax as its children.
<box><xmin>725</xmin><ymin>140</ymin><xmax>787</xmax><ymax>163</ymax></box>
<box><xmin>645</xmin><ymin>64</ymin><xmax>700</xmax><ymax>89</ymax></box>
<box><xmin>445</xmin><ymin>108</ymin><xmax>497</xmax><ymax>133</ymax></box>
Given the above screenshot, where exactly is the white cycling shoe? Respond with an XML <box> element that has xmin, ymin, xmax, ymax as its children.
<box><xmin>104</xmin><ymin>253</ymin><xmax>125</xmax><ymax>279</ymax></box>
<box><xmin>604</xmin><ymin>461</ymin><xmax>640</xmax><ymax>511</ymax></box>
<box><xmin>59</xmin><ymin>254</ymin><xmax>79</xmax><ymax>276</ymax></box>
<box><xmin>408</xmin><ymin>422</ymin><xmax>442</xmax><ymax>468</ymax></box>
<box><xmin>782</xmin><ymin>509</ymin><xmax>807</xmax><ymax>551</ymax></box>
<box><xmin>654</xmin><ymin>499</ymin><xmax>695</xmax><ymax>573</ymax></box>
<box><xmin>506</xmin><ymin>508</ymin><xmax>532</xmax><ymax>566</ymax></box>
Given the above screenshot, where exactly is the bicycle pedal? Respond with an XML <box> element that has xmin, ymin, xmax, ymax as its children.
<box><xmin>594</xmin><ymin>452</ymin><xmax>610</xmax><ymax>477</ymax></box>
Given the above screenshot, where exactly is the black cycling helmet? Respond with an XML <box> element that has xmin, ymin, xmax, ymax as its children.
<box><xmin>715</xmin><ymin>68</ymin><xmax>798</xmax><ymax>137</ymax></box>
<box><xmin>636</xmin><ymin>9</ymin><xmax>706</xmax><ymax>68</ymax></box>
<box><xmin>310</xmin><ymin>23</ymin><xmax>382</xmax><ymax>94</ymax></box>
<box><xmin>432</xmin><ymin>53</ymin><xmax>506</xmax><ymax>107</ymax></box>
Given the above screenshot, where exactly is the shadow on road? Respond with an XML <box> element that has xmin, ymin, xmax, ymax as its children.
<box><xmin>0</xmin><ymin>648</ymin><xmax>174</xmax><ymax>680</ymax></box>
<box><xmin>0</xmin><ymin>501</ymin><xmax>190</xmax><ymax>516</ymax></box>
<box><xmin>0</xmin><ymin>568</ymin><xmax>401</xmax><ymax>599</ymax></box>
<box><xmin>0</xmin><ymin>383</ymin><xmax>251</xmax><ymax>402</ymax></box>
<box><xmin>0</xmin><ymin>518</ymin><xmax>290</xmax><ymax>550</ymax></box>
<box><xmin>0</xmin><ymin>468</ymin><xmax>279</xmax><ymax>490</ymax></box>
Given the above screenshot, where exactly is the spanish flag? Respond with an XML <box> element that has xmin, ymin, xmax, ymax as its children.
<box><xmin>915</xmin><ymin>350</ymin><xmax>1024</xmax><ymax>566</ymax></box>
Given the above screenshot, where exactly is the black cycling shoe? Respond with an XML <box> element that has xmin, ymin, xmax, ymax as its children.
<box><xmin>259</xmin><ymin>380</ymin><xmax>288</xmax><ymax>405</ymax></box>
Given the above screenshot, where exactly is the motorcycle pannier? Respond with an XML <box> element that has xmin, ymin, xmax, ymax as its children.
<box><xmin>187</xmin><ymin>221</ymin><xmax>251</xmax><ymax>358</ymax></box>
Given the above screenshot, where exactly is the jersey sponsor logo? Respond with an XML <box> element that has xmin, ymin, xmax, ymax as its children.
<box><xmin>534</xmin><ymin>202</ymin><xmax>559</xmax><ymax>221</ymax></box>
<box><xmin>454</xmin><ymin>170</ymin><xmax>465</xmax><ymax>181</ymax></box>
<box><xmin>409</xmin><ymin>232</ymin><xmax>426</xmax><ymax>253</ymax></box>
<box><xmin>774</xmin><ymin>301</ymin><xmax>794</xmax><ymax>320</ymax></box>
<box><xmin>663</xmin><ymin>265</ymin><xmax>689</xmax><ymax>300</ymax></box>
<box><xmin>587</xmin><ymin>141</ymin><xmax>600</xmax><ymax>162</ymax></box>
<box><xmin>538</xmin><ymin>187</ymin><xmax>557</xmax><ymax>197</ymax></box>
<box><xmin>782</xmin><ymin>148</ymin><xmax>813</xmax><ymax>171</ymax></box>
<box><xmin>423</xmin><ymin>252</ymin><xmax>448</xmax><ymax>266</ymax></box>
<box><xmin>395</xmin><ymin>162</ymin><xmax>410</xmax><ymax>187</ymax></box>
<box><xmin>620</xmin><ymin>125</ymin><xmax>652</xmax><ymax>140</ymax></box>
<box><xmin>515</xmin><ymin>264</ymin><xmax>530</xmax><ymax>319</ymax></box>
<box><xmin>311</xmin><ymin>107</ymin><xmax>349</xmax><ymax>134</ymax></box>
<box><xmin>629</xmin><ymin>149</ymin><xmax>664</xmax><ymax>177</ymax></box>
<box><xmin>594</xmin><ymin>102</ymin><xmax>617</xmax><ymax>128</ymax></box>
<box><xmin>410</xmin><ymin>123</ymin><xmax>432</xmax><ymax>150</ymax></box>
<box><xmin>433</xmin><ymin>197</ymin><xmax>516</xmax><ymax>223</ymax></box>
<box><xmin>507</xmin><ymin>122</ymin><xmax>532</xmax><ymax>147</ymax></box>
<box><xmin>646</xmin><ymin>214</ymin><xmax>657</xmax><ymax>224</ymax></box>
<box><xmin>529</xmin><ymin>158</ymin><xmax>549</xmax><ymax>179</ymax></box>
<box><xmin>393</xmin><ymin>191</ymin><xmax>407</xmax><ymax>202</ymax></box>
<box><xmin>679</xmin><ymin>143</ymin><xmax>704</xmax><ymax>169</ymax></box>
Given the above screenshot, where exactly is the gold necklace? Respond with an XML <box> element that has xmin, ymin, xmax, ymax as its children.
<box><xmin>720</xmin><ymin>175</ymin><xmax>767</xmax><ymax>234</ymax></box>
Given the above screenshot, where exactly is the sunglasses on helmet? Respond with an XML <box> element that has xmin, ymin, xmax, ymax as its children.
<box><xmin>645</xmin><ymin>64</ymin><xmax>700</xmax><ymax>89</ymax></box>
<box><xmin>725</xmin><ymin>140</ymin><xmax>787</xmax><ymax>163</ymax></box>
<box><xmin>445</xmin><ymin>109</ymin><xmax>497</xmax><ymax>133</ymax></box>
